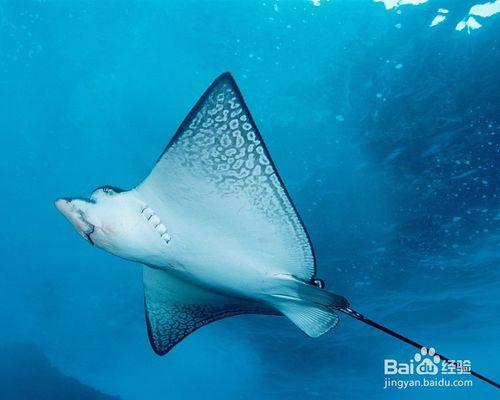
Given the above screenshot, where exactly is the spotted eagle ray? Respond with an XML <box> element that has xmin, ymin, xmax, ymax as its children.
<box><xmin>56</xmin><ymin>73</ymin><xmax>498</xmax><ymax>388</ymax></box>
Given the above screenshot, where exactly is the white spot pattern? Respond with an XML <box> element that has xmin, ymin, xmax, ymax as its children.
<box><xmin>143</xmin><ymin>266</ymin><xmax>276</xmax><ymax>355</ymax></box>
<box><xmin>160</xmin><ymin>74</ymin><xmax>315</xmax><ymax>279</ymax></box>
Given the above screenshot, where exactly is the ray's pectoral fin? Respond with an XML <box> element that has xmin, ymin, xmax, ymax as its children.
<box><xmin>143</xmin><ymin>266</ymin><xmax>275</xmax><ymax>355</ymax></box>
<box><xmin>138</xmin><ymin>72</ymin><xmax>316</xmax><ymax>283</ymax></box>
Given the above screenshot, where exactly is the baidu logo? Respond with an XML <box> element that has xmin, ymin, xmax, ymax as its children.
<box><xmin>414</xmin><ymin>347</ymin><xmax>440</xmax><ymax>375</ymax></box>
<box><xmin>383</xmin><ymin>347</ymin><xmax>473</xmax><ymax>390</ymax></box>
<box><xmin>385</xmin><ymin>346</ymin><xmax>440</xmax><ymax>375</ymax></box>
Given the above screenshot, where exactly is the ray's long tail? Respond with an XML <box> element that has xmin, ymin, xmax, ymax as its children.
<box><xmin>267</xmin><ymin>274</ymin><xmax>498</xmax><ymax>389</ymax></box>
<box><xmin>338</xmin><ymin>307</ymin><xmax>500</xmax><ymax>389</ymax></box>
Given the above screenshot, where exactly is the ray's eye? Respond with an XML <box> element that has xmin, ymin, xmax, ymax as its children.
<box><xmin>92</xmin><ymin>185</ymin><xmax>124</xmax><ymax>197</ymax></box>
<box><xmin>102</xmin><ymin>186</ymin><xmax>114</xmax><ymax>195</ymax></box>
<box><xmin>92</xmin><ymin>185</ymin><xmax>115</xmax><ymax>196</ymax></box>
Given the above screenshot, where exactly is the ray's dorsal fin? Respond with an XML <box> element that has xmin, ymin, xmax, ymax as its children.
<box><xmin>137</xmin><ymin>72</ymin><xmax>316</xmax><ymax>281</ymax></box>
<box><xmin>143</xmin><ymin>266</ymin><xmax>274</xmax><ymax>355</ymax></box>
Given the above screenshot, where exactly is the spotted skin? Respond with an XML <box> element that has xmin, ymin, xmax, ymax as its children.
<box><xmin>146</xmin><ymin>72</ymin><xmax>316</xmax><ymax>280</ymax></box>
<box><xmin>138</xmin><ymin>73</ymin><xmax>320</xmax><ymax>354</ymax></box>
<box><xmin>145</xmin><ymin>301</ymin><xmax>264</xmax><ymax>355</ymax></box>
<box><xmin>143</xmin><ymin>266</ymin><xmax>276</xmax><ymax>355</ymax></box>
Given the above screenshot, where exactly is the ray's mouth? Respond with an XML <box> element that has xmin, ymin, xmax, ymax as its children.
<box><xmin>55</xmin><ymin>198</ymin><xmax>95</xmax><ymax>245</ymax></box>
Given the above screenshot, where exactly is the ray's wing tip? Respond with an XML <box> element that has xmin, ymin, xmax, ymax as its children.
<box><xmin>144</xmin><ymin>299</ymin><xmax>168</xmax><ymax>356</ymax></box>
<box><xmin>215</xmin><ymin>71</ymin><xmax>236</xmax><ymax>85</ymax></box>
<box><xmin>145</xmin><ymin>322</ymin><xmax>170</xmax><ymax>356</ymax></box>
<box><xmin>217</xmin><ymin>71</ymin><xmax>233</xmax><ymax>79</ymax></box>
<box><xmin>150</xmin><ymin>343</ymin><xmax>168</xmax><ymax>357</ymax></box>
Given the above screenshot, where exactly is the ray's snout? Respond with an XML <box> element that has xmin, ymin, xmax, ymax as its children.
<box><xmin>55</xmin><ymin>198</ymin><xmax>70</xmax><ymax>214</ymax></box>
<box><xmin>55</xmin><ymin>198</ymin><xmax>94</xmax><ymax>243</ymax></box>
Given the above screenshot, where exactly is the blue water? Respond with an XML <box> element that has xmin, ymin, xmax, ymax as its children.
<box><xmin>1</xmin><ymin>1</ymin><xmax>498</xmax><ymax>399</ymax></box>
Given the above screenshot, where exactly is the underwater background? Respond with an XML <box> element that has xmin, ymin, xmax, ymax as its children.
<box><xmin>0</xmin><ymin>0</ymin><xmax>498</xmax><ymax>399</ymax></box>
